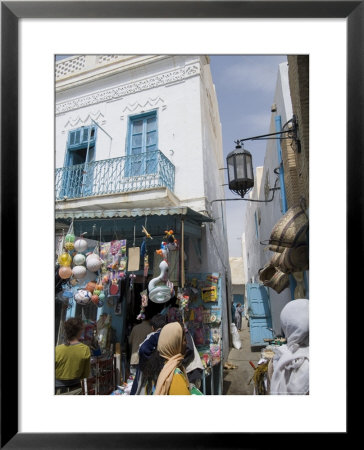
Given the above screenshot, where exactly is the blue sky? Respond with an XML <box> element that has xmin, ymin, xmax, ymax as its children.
<box><xmin>209</xmin><ymin>55</ymin><xmax>287</xmax><ymax>257</ymax></box>
<box><xmin>56</xmin><ymin>54</ymin><xmax>287</xmax><ymax>257</ymax></box>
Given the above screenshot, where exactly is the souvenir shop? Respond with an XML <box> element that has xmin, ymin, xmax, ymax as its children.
<box><xmin>55</xmin><ymin>207</ymin><xmax>224</xmax><ymax>395</ymax></box>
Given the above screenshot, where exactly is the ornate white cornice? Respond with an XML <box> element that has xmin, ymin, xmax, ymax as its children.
<box><xmin>64</xmin><ymin>111</ymin><xmax>105</xmax><ymax>129</ymax></box>
<box><xmin>122</xmin><ymin>96</ymin><xmax>165</xmax><ymax>113</ymax></box>
<box><xmin>56</xmin><ymin>64</ymin><xmax>200</xmax><ymax>115</ymax></box>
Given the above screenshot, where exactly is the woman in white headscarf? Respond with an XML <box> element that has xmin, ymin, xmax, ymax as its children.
<box><xmin>270</xmin><ymin>298</ymin><xmax>309</xmax><ymax>395</ymax></box>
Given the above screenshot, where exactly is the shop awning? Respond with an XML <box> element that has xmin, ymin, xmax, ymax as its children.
<box><xmin>55</xmin><ymin>206</ymin><xmax>213</xmax><ymax>223</ymax></box>
<box><xmin>55</xmin><ymin>206</ymin><xmax>214</xmax><ymax>240</ymax></box>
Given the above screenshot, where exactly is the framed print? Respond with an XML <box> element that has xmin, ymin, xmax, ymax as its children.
<box><xmin>1</xmin><ymin>0</ymin><xmax>359</xmax><ymax>447</ymax></box>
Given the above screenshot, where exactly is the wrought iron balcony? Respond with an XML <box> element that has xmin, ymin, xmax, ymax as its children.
<box><xmin>55</xmin><ymin>150</ymin><xmax>175</xmax><ymax>200</ymax></box>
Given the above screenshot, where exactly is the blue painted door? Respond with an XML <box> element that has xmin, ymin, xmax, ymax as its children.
<box><xmin>246</xmin><ymin>283</ymin><xmax>274</xmax><ymax>347</ymax></box>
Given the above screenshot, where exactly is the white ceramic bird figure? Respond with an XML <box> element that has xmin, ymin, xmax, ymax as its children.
<box><xmin>148</xmin><ymin>260</ymin><xmax>171</xmax><ymax>304</ymax></box>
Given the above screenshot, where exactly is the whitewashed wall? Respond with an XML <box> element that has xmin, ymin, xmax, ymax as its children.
<box><xmin>242</xmin><ymin>62</ymin><xmax>293</xmax><ymax>334</ymax></box>
<box><xmin>56</xmin><ymin>56</ymin><xmax>208</xmax><ymax>208</ymax></box>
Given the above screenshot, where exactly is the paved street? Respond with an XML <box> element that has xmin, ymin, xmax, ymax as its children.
<box><xmin>223</xmin><ymin>317</ymin><xmax>261</xmax><ymax>395</ymax></box>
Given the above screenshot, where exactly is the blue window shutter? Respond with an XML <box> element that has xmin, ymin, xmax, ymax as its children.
<box><xmin>127</xmin><ymin>111</ymin><xmax>158</xmax><ymax>176</ymax></box>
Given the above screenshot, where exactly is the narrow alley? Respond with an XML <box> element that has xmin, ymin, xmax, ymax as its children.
<box><xmin>223</xmin><ymin>317</ymin><xmax>261</xmax><ymax>395</ymax></box>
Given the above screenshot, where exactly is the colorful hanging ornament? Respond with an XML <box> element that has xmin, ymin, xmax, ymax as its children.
<box><xmin>109</xmin><ymin>273</ymin><xmax>119</xmax><ymax>295</ymax></box>
<box><xmin>142</xmin><ymin>226</ymin><xmax>153</xmax><ymax>240</ymax></box>
<box><xmin>59</xmin><ymin>266</ymin><xmax>72</xmax><ymax>279</ymax></box>
<box><xmin>72</xmin><ymin>265</ymin><xmax>87</xmax><ymax>279</ymax></box>
<box><xmin>64</xmin><ymin>241</ymin><xmax>75</xmax><ymax>251</ymax></box>
<box><xmin>58</xmin><ymin>252</ymin><xmax>72</xmax><ymax>266</ymax></box>
<box><xmin>65</xmin><ymin>233</ymin><xmax>75</xmax><ymax>243</ymax></box>
<box><xmin>164</xmin><ymin>229</ymin><xmax>178</xmax><ymax>251</ymax></box>
<box><xmin>156</xmin><ymin>242</ymin><xmax>168</xmax><ymax>260</ymax></box>
<box><xmin>73</xmin><ymin>253</ymin><xmax>86</xmax><ymax>266</ymax></box>
<box><xmin>74</xmin><ymin>289</ymin><xmax>91</xmax><ymax>306</ymax></box>
<box><xmin>91</xmin><ymin>294</ymin><xmax>100</xmax><ymax>305</ymax></box>
<box><xmin>86</xmin><ymin>254</ymin><xmax>102</xmax><ymax>272</ymax></box>
<box><xmin>85</xmin><ymin>281</ymin><xmax>97</xmax><ymax>294</ymax></box>
<box><xmin>74</xmin><ymin>238</ymin><xmax>88</xmax><ymax>253</ymax></box>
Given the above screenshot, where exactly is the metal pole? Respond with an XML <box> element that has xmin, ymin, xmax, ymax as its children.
<box><xmin>181</xmin><ymin>218</ymin><xmax>185</xmax><ymax>288</ymax></box>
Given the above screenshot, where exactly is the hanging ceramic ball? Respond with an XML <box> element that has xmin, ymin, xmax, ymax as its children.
<box><xmin>93</xmin><ymin>289</ymin><xmax>101</xmax><ymax>296</ymax></box>
<box><xmin>86</xmin><ymin>254</ymin><xmax>102</xmax><ymax>272</ymax></box>
<box><xmin>98</xmin><ymin>291</ymin><xmax>105</xmax><ymax>301</ymax></box>
<box><xmin>65</xmin><ymin>233</ymin><xmax>75</xmax><ymax>243</ymax></box>
<box><xmin>59</xmin><ymin>266</ymin><xmax>72</xmax><ymax>279</ymax></box>
<box><xmin>64</xmin><ymin>241</ymin><xmax>75</xmax><ymax>251</ymax></box>
<box><xmin>73</xmin><ymin>253</ymin><xmax>86</xmax><ymax>266</ymax></box>
<box><xmin>74</xmin><ymin>289</ymin><xmax>91</xmax><ymax>306</ymax></box>
<box><xmin>91</xmin><ymin>294</ymin><xmax>100</xmax><ymax>305</ymax></box>
<box><xmin>85</xmin><ymin>281</ymin><xmax>97</xmax><ymax>293</ymax></box>
<box><xmin>74</xmin><ymin>238</ymin><xmax>88</xmax><ymax>253</ymax></box>
<box><xmin>58</xmin><ymin>252</ymin><xmax>72</xmax><ymax>266</ymax></box>
<box><xmin>95</xmin><ymin>284</ymin><xmax>103</xmax><ymax>291</ymax></box>
<box><xmin>72</xmin><ymin>265</ymin><xmax>87</xmax><ymax>279</ymax></box>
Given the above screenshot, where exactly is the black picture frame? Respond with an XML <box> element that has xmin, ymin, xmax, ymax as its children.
<box><xmin>1</xmin><ymin>1</ymin><xmax>357</xmax><ymax>448</ymax></box>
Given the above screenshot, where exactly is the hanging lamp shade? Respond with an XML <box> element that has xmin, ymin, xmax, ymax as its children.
<box><xmin>226</xmin><ymin>144</ymin><xmax>254</xmax><ymax>198</ymax></box>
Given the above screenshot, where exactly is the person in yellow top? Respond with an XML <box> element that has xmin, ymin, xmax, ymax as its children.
<box><xmin>55</xmin><ymin>317</ymin><xmax>91</xmax><ymax>394</ymax></box>
<box><xmin>154</xmin><ymin>322</ymin><xmax>191</xmax><ymax>395</ymax></box>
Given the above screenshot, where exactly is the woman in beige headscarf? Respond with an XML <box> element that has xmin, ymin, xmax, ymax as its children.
<box><xmin>154</xmin><ymin>322</ymin><xmax>191</xmax><ymax>395</ymax></box>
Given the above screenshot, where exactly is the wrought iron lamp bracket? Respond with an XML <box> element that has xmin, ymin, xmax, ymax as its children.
<box><xmin>235</xmin><ymin>115</ymin><xmax>301</xmax><ymax>152</ymax></box>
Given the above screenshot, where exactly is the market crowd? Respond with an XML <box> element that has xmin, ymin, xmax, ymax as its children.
<box><xmin>55</xmin><ymin>298</ymin><xmax>204</xmax><ymax>395</ymax></box>
<box><xmin>55</xmin><ymin>298</ymin><xmax>309</xmax><ymax>395</ymax></box>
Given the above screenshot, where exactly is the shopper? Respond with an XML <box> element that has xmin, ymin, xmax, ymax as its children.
<box><xmin>154</xmin><ymin>322</ymin><xmax>191</xmax><ymax>395</ymax></box>
<box><xmin>269</xmin><ymin>298</ymin><xmax>309</xmax><ymax>395</ymax></box>
<box><xmin>234</xmin><ymin>303</ymin><xmax>244</xmax><ymax>331</ymax></box>
<box><xmin>55</xmin><ymin>317</ymin><xmax>91</xmax><ymax>394</ymax></box>
<box><xmin>184</xmin><ymin>331</ymin><xmax>204</xmax><ymax>390</ymax></box>
<box><xmin>128</xmin><ymin>316</ymin><xmax>153</xmax><ymax>375</ymax></box>
<box><xmin>131</xmin><ymin>313</ymin><xmax>167</xmax><ymax>395</ymax></box>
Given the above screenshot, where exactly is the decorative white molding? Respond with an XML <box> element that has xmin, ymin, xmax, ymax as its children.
<box><xmin>56</xmin><ymin>56</ymin><xmax>86</xmax><ymax>79</ymax></box>
<box><xmin>64</xmin><ymin>111</ymin><xmax>105</xmax><ymax>129</ymax></box>
<box><xmin>56</xmin><ymin>65</ymin><xmax>200</xmax><ymax>115</ymax></box>
<box><xmin>122</xmin><ymin>96</ymin><xmax>165</xmax><ymax>113</ymax></box>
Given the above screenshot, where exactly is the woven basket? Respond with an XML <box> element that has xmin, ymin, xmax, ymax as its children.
<box><xmin>269</xmin><ymin>203</ymin><xmax>308</xmax><ymax>251</ymax></box>
<box><xmin>261</xmin><ymin>267</ymin><xmax>290</xmax><ymax>294</ymax></box>
<box><xmin>270</xmin><ymin>252</ymin><xmax>282</xmax><ymax>267</ymax></box>
<box><xmin>268</xmin><ymin>244</ymin><xmax>285</xmax><ymax>253</ymax></box>
<box><xmin>259</xmin><ymin>264</ymin><xmax>276</xmax><ymax>284</ymax></box>
<box><xmin>279</xmin><ymin>244</ymin><xmax>309</xmax><ymax>274</ymax></box>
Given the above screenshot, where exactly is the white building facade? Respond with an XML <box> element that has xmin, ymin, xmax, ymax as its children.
<box><xmin>55</xmin><ymin>55</ymin><xmax>231</xmax><ymax>368</ymax></box>
<box><xmin>242</xmin><ymin>62</ymin><xmax>293</xmax><ymax>339</ymax></box>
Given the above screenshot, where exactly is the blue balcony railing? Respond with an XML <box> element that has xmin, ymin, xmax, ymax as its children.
<box><xmin>55</xmin><ymin>150</ymin><xmax>175</xmax><ymax>200</ymax></box>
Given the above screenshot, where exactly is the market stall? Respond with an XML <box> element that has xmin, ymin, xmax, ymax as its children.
<box><xmin>55</xmin><ymin>207</ymin><xmax>226</xmax><ymax>395</ymax></box>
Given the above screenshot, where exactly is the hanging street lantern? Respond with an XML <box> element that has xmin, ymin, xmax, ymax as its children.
<box><xmin>226</xmin><ymin>143</ymin><xmax>254</xmax><ymax>198</ymax></box>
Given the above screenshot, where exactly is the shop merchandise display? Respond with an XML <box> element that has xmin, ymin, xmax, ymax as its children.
<box><xmin>56</xmin><ymin>223</ymin><xmax>224</xmax><ymax>394</ymax></box>
<box><xmin>182</xmin><ymin>273</ymin><xmax>223</xmax><ymax>371</ymax></box>
<box><xmin>148</xmin><ymin>260</ymin><xmax>173</xmax><ymax>304</ymax></box>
